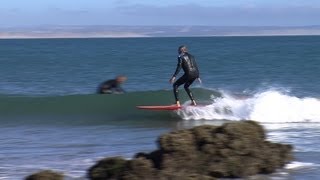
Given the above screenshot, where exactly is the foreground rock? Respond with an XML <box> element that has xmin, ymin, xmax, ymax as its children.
<box><xmin>88</xmin><ymin>121</ymin><xmax>293</xmax><ymax>179</ymax></box>
<box><xmin>25</xmin><ymin>170</ymin><xmax>64</xmax><ymax>180</ymax></box>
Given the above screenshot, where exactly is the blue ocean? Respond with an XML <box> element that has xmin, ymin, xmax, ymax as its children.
<box><xmin>0</xmin><ymin>36</ymin><xmax>320</xmax><ymax>179</ymax></box>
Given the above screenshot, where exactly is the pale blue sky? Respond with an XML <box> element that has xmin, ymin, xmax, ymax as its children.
<box><xmin>1</xmin><ymin>0</ymin><xmax>319</xmax><ymax>27</ymax></box>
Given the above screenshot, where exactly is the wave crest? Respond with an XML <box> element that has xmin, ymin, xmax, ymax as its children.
<box><xmin>177</xmin><ymin>90</ymin><xmax>320</xmax><ymax>123</ymax></box>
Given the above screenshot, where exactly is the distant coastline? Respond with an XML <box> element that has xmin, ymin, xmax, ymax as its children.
<box><xmin>0</xmin><ymin>25</ymin><xmax>320</xmax><ymax>39</ymax></box>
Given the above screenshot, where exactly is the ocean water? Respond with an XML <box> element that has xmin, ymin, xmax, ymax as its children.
<box><xmin>0</xmin><ymin>36</ymin><xmax>320</xmax><ymax>179</ymax></box>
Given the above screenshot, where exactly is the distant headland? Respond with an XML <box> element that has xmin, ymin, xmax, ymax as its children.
<box><xmin>0</xmin><ymin>25</ymin><xmax>320</xmax><ymax>39</ymax></box>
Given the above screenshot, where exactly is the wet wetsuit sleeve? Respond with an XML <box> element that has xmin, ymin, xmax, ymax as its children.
<box><xmin>114</xmin><ymin>84</ymin><xmax>125</xmax><ymax>93</ymax></box>
<box><xmin>97</xmin><ymin>80</ymin><xmax>116</xmax><ymax>94</ymax></box>
<box><xmin>172</xmin><ymin>57</ymin><xmax>182</xmax><ymax>77</ymax></box>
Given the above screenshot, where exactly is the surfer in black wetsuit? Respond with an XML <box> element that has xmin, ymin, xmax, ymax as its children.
<box><xmin>169</xmin><ymin>45</ymin><xmax>201</xmax><ymax>106</ymax></box>
<box><xmin>97</xmin><ymin>75</ymin><xmax>127</xmax><ymax>94</ymax></box>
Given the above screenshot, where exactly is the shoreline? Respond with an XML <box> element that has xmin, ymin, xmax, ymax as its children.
<box><xmin>1</xmin><ymin>25</ymin><xmax>320</xmax><ymax>39</ymax></box>
<box><xmin>1</xmin><ymin>34</ymin><xmax>320</xmax><ymax>40</ymax></box>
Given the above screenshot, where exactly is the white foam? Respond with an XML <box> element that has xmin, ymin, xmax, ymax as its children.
<box><xmin>177</xmin><ymin>90</ymin><xmax>320</xmax><ymax>123</ymax></box>
<box><xmin>285</xmin><ymin>161</ymin><xmax>319</xmax><ymax>170</ymax></box>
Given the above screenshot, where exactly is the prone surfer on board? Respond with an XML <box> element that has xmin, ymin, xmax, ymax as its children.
<box><xmin>169</xmin><ymin>45</ymin><xmax>201</xmax><ymax>107</ymax></box>
<box><xmin>97</xmin><ymin>75</ymin><xmax>127</xmax><ymax>94</ymax></box>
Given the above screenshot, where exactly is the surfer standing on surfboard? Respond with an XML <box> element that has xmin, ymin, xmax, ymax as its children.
<box><xmin>169</xmin><ymin>45</ymin><xmax>201</xmax><ymax>107</ymax></box>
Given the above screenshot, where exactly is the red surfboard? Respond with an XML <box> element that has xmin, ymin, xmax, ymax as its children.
<box><xmin>136</xmin><ymin>105</ymin><xmax>182</xmax><ymax>111</ymax></box>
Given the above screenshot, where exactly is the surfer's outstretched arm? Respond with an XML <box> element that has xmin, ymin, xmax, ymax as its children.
<box><xmin>173</xmin><ymin>57</ymin><xmax>182</xmax><ymax>77</ymax></box>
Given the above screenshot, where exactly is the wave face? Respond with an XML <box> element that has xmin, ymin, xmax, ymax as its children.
<box><xmin>0</xmin><ymin>88</ymin><xmax>216</xmax><ymax>125</ymax></box>
<box><xmin>1</xmin><ymin>88</ymin><xmax>320</xmax><ymax>124</ymax></box>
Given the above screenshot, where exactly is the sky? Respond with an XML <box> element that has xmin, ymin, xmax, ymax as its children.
<box><xmin>1</xmin><ymin>0</ymin><xmax>320</xmax><ymax>27</ymax></box>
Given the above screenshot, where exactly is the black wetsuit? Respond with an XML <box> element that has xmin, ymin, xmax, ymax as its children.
<box><xmin>172</xmin><ymin>52</ymin><xmax>199</xmax><ymax>102</ymax></box>
<box><xmin>97</xmin><ymin>79</ymin><xmax>125</xmax><ymax>94</ymax></box>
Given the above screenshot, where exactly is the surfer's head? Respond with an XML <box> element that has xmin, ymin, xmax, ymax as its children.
<box><xmin>116</xmin><ymin>75</ymin><xmax>127</xmax><ymax>84</ymax></box>
<box><xmin>178</xmin><ymin>45</ymin><xmax>188</xmax><ymax>54</ymax></box>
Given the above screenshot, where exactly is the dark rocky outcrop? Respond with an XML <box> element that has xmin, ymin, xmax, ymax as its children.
<box><xmin>25</xmin><ymin>170</ymin><xmax>64</xmax><ymax>180</ymax></box>
<box><xmin>87</xmin><ymin>120</ymin><xmax>293</xmax><ymax>180</ymax></box>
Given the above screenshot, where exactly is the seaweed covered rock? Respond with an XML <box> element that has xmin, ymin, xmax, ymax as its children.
<box><xmin>25</xmin><ymin>170</ymin><xmax>64</xmax><ymax>180</ymax></box>
<box><xmin>121</xmin><ymin>157</ymin><xmax>157</xmax><ymax>180</ymax></box>
<box><xmin>88</xmin><ymin>157</ymin><xmax>127</xmax><ymax>180</ymax></box>
<box><xmin>87</xmin><ymin>120</ymin><xmax>293</xmax><ymax>179</ymax></box>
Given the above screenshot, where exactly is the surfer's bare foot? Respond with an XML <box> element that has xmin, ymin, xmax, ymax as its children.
<box><xmin>176</xmin><ymin>101</ymin><xmax>181</xmax><ymax>107</ymax></box>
